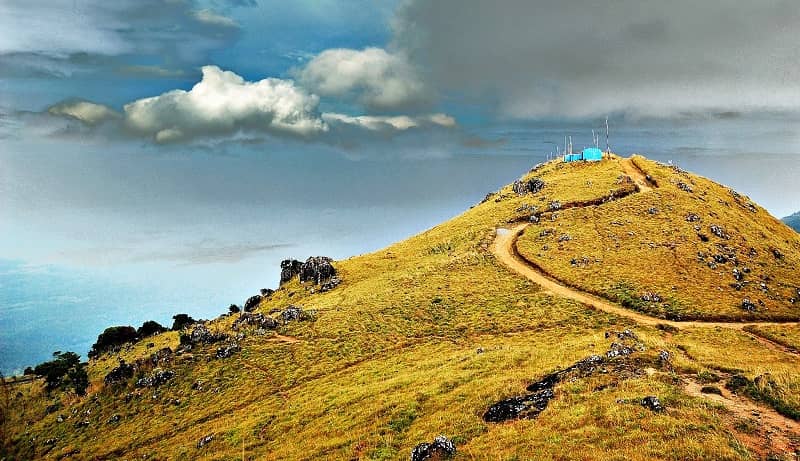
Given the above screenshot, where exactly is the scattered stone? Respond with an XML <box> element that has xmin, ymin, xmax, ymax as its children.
<box><xmin>243</xmin><ymin>295</ymin><xmax>262</xmax><ymax>312</ymax></box>
<box><xmin>732</xmin><ymin>268</ymin><xmax>743</xmax><ymax>282</ymax></box>
<box><xmin>136</xmin><ymin>369</ymin><xmax>175</xmax><ymax>388</ymax></box>
<box><xmin>772</xmin><ymin>248</ymin><xmax>784</xmax><ymax>260</ymax></box>
<box><xmin>686</xmin><ymin>213</ymin><xmax>701</xmax><ymax>222</ymax></box>
<box><xmin>641</xmin><ymin>396</ymin><xmax>664</xmax><ymax>413</ymax></box>
<box><xmin>280</xmin><ymin>259</ymin><xmax>302</xmax><ymax>284</ymax></box>
<box><xmin>75</xmin><ymin>419</ymin><xmax>90</xmax><ymax>428</ymax></box>
<box><xmin>658</xmin><ymin>350</ymin><xmax>671</xmax><ymax>363</ymax></box>
<box><xmin>606</xmin><ymin>342</ymin><xmax>635</xmax><ymax>358</ymax></box>
<box><xmin>558</xmin><ymin>234</ymin><xmax>572</xmax><ymax>243</ymax></box>
<box><xmin>641</xmin><ymin>292</ymin><xmax>662</xmax><ymax>303</ymax></box>
<box><xmin>104</xmin><ymin>360</ymin><xmax>136</xmax><ymax>386</ymax></box>
<box><xmin>197</xmin><ymin>434</ymin><xmax>214</xmax><ymax>449</ymax></box>
<box><xmin>150</xmin><ymin>347</ymin><xmax>173</xmax><ymax>366</ymax></box>
<box><xmin>107</xmin><ymin>414</ymin><xmax>120</xmax><ymax>424</ymax></box>
<box><xmin>215</xmin><ymin>343</ymin><xmax>240</xmax><ymax>359</ymax></box>
<box><xmin>43</xmin><ymin>438</ymin><xmax>58</xmax><ymax>446</ymax></box>
<box><xmin>647</xmin><ymin>207</ymin><xmax>659</xmax><ymax>215</ymax></box>
<box><xmin>709</xmin><ymin>225</ymin><xmax>729</xmax><ymax>239</ymax></box>
<box><xmin>741</xmin><ymin>298</ymin><xmax>757</xmax><ymax>312</ymax></box>
<box><xmin>677</xmin><ymin>182</ymin><xmax>693</xmax><ymax>193</ymax></box>
<box><xmin>232</xmin><ymin>312</ymin><xmax>278</xmax><ymax>331</ymax></box>
<box><xmin>299</xmin><ymin>256</ymin><xmax>337</xmax><ymax>284</ymax></box>
<box><xmin>410</xmin><ymin>435</ymin><xmax>457</xmax><ymax>461</ymax></box>
<box><xmin>548</xmin><ymin>201</ymin><xmax>562</xmax><ymax>211</ymax></box>
<box><xmin>56</xmin><ymin>414</ymin><xmax>65</xmax><ymax>423</ymax></box>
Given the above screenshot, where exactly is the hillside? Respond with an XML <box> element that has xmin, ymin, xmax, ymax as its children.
<box><xmin>3</xmin><ymin>155</ymin><xmax>800</xmax><ymax>460</ymax></box>
<box><xmin>785</xmin><ymin>212</ymin><xmax>800</xmax><ymax>233</ymax></box>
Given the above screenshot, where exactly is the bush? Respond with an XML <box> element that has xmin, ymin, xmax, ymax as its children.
<box><xmin>228</xmin><ymin>304</ymin><xmax>240</xmax><ymax>314</ymax></box>
<box><xmin>33</xmin><ymin>351</ymin><xmax>87</xmax><ymax>395</ymax></box>
<box><xmin>171</xmin><ymin>314</ymin><xmax>196</xmax><ymax>331</ymax></box>
<box><xmin>137</xmin><ymin>320</ymin><xmax>167</xmax><ymax>338</ymax></box>
<box><xmin>89</xmin><ymin>326</ymin><xmax>138</xmax><ymax>359</ymax></box>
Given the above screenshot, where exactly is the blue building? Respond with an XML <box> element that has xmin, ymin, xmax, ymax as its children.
<box><xmin>563</xmin><ymin>147</ymin><xmax>604</xmax><ymax>163</ymax></box>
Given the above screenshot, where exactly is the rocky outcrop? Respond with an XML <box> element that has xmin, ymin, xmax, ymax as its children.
<box><xmin>280</xmin><ymin>305</ymin><xmax>313</xmax><ymax>322</ymax></box>
<box><xmin>215</xmin><ymin>343</ymin><xmax>240</xmax><ymax>359</ymax></box>
<box><xmin>180</xmin><ymin>324</ymin><xmax>228</xmax><ymax>347</ymax></box>
<box><xmin>135</xmin><ymin>369</ymin><xmax>175</xmax><ymax>388</ymax></box>
<box><xmin>512</xmin><ymin>178</ymin><xmax>545</xmax><ymax>195</ymax></box>
<box><xmin>299</xmin><ymin>256</ymin><xmax>336</xmax><ymax>284</ymax></box>
<box><xmin>232</xmin><ymin>312</ymin><xmax>278</xmax><ymax>331</ymax></box>
<box><xmin>104</xmin><ymin>360</ymin><xmax>135</xmax><ymax>386</ymax></box>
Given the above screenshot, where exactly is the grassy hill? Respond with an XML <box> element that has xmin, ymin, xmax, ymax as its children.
<box><xmin>3</xmin><ymin>155</ymin><xmax>800</xmax><ymax>460</ymax></box>
<box><xmin>785</xmin><ymin>212</ymin><xmax>800</xmax><ymax>233</ymax></box>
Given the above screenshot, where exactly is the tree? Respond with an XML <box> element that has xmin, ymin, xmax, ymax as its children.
<box><xmin>88</xmin><ymin>326</ymin><xmax>138</xmax><ymax>359</ymax></box>
<box><xmin>228</xmin><ymin>304</ymin><xmax>240</xmax><ymax>314</ymax></box>
<box><xmin>137</xmin><ymin>320</ymin><xmax>167</xmax><ymax>337</ymax></box>
<box><xmin>171</xmin><ymin>314</ymin><xmax>196</xmax><ymax>331</ymax></box>
<box><xmin>33</xmin><ymin>352</ymin><xmax>86</xmax><ymax>395</ymax></box>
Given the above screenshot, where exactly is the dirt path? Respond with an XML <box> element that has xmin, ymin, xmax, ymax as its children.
<box><xmin>684</xmin><ymin>379</ymin><xmax>800</xmax><ymax>456</ymax></box>
<box><xmin>619</xmin><ymin>157</ymin><xmax>655</xmax><ymax>192</ymax></box>
<box><xmin>493</xmin><ymin>224</ymin><xmax>799</xmax><ymax>333</ymax></box>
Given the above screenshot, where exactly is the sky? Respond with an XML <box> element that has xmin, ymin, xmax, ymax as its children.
<box><xmin>1</xmin><ymin>1</ymin><xmax>800</xmax><ymax>372</ymax></box>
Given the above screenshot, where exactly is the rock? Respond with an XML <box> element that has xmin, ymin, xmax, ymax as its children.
<box><xmin>215</xmin><ymin>343</ymin><xmax>240</xmax><ymax>359</ymax></box>
<box><xmin>280</xmin><ymin>259</ymin><xmax>302</xmax><ymax>284</ymax></box>
<box><xmin>685</xmin><ymin>213</ymin><xmax>701</xmax><ymax>222</ymax></box>
<box><xmin>56</xmin><ymin>414</ymin><xmax>65</xmax><ymax>423</ymax></box>
<box><xmin>606</xmin><ymin>342</ymin><xmax>635</xmax><ymax>358</ymax></box>
<box><xmin>299</xmin><ymin>256</ymin><xmax>337</xmax><ymax>285</ymax></box>
<box><xmin>548</xmin><ymin>201</ymin><xmax>562</xmax><ymax>211</ymax></box>
<box><xmin>772</xmin><ymin>248</ymin><xmax>784</xmax><ymax>260</ymax></box>
<box><xmin>135</xmin><ymin>369</ymin><xmax>175</xmax><ymax>388</ymax></box>
<box><xmin>319</xmin><ymin>276</ymin><xmax>342</xmax><ymax>292</ymax></box>
<box><xmin>741</xmin><ymin>298</ymin><xmax>757</xmax><ymax>312</ymax></box>
<box><xmin>104</xmin><ymin>360</ymin><xmax>136</xmax><ymax>386</ymax></box>
<box><xmin>641</xmin><ymin>292</ymin><xmax>662</xmax><ymax>303</ymax></box>
<box><xmin>641</xmin><ymin>396</ymin><xmax>664</xmax><ymax>412</ymax></box>
<box><xmin>107</xmin><ymin>414</ymin><xmax>120</xmax><ymax>424</ymax></box>
<box><xmin>483</xmin><ymin>389</ymin><xmax>554</xmax><ymax>422</ymax></box>
<box><xmin>182</xmin><ymin>324</ymin><xmax>227</xmax><ymax>346</ymax></box>
<box><xmin>732</xmin><ymin>268</ymin><xmax>743</xmax><ymax>281</ymax></box>
<box><xmin>647</xmin><ymin>207</ymin><xmax>659</xmax><ymax>215</ymax></box>
<box><xmin>232</xmin><ymin>312</ymin><xmax>278</xmax><ymax>331</ymax></box>
<box><xmin>558</xmin><ymin>234</ymin><xmax>572</xmax><ymax>242</ymax></box>
<box><xmin>512</xmin><ymin>178</ymin><xmax>545</xmax><ymax>195</ymax></box>
<box><xmin>677</xmin><ymin>182</ymin><xmax>693</xmax><ymax>193</ymax></box>
<box><xmin>281</xmin><ymin>305</ymin><xmax>312</xmax><ymax>322</ymax></box>
<box><xmin>43</xmin><ymin>437</ymin><xmax>58</xmax><ymax>446</ymax></box>
<box><xmin>410</xmin><ymin>435</ymin><xmax>457</xmax><ymax>461</ymax></box>
<box><xmin>709</xmin><ymin>225</ymin><xmax>729</xmax><ymax>239</ymax></box>
<box><xmin>197</xmin><ymin>434</ymin><xmax>214</xmax><ymax>449</ymax></box>
<box><xmin>75</xmin><ymin>419</ymin><xmax>90</xmax><ymax>428</ymax></box>
<box><xmin>243</xmin><ymin>295</ymin><xmax>262</xmax><ymax>312</ymax></box>
<box><xmin>658</xmin><ymin>350</ymin><xmax>670</xmax><ymax>363</ymax></box>
<box><xmin>150</xmin><ymin>347</ymin><xmax>173</xmax><ymax>366</ymax></box>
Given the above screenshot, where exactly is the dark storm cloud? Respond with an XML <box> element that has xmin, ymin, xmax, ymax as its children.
<box><xmin>393</xmin><ymin>0</ymin><xmax>800</xmax><ymax>118</ymax></box>
<box><xmin>0</xmin><ymin>0</ymin><xmax>245</xmax><ymax>78</ymax></box>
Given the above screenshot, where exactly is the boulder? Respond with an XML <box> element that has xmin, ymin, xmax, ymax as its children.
<box><xmin>281</xmin><ymin>305</ymin><xmax>312</xmax><ymax>322</ymax></box>
<box><xmin>232</xmin><ymin>312</ymin><xmax>278</xmax><ymax>331</ymax></box>
<box><xmin>280</xmin><ymin>259</ymin><xmax>302</xmax><ymax>285</ymax></box>
<box><xmin>410</xmin><ymin>435</ymin><xmax>456</xmax><ymax>461</ymax></box>
<box><xmin>512</xmin><ymin>178</ymin><xmax>545</xmax><ymax>195</ymax></box>
<box><xmin>483</xmin><ymin>389</ymin><xmax>554</xmax><ymax>422</ymax></box>
<box><xmin>319</xmin><ymin>276</ymin><xmax>342</xmax><ymax>292</ymax></box>
<box><xmin>741</xmin><ymin>298</ymin><xmax>757</xmax><ymax>312</ymax></box>
<box><xmin>709</xmin><ymin>225</ymin><xmax>729</xmax><ymax>239</ymax></box>
<box><xmin>641</xmin><ymin>396</ymin><xmax>664</xmax><ymax>413</ymax></box>
<box><xmin>135</xmin><ymin>369</ymin><xmax>175</xmax><ymax>388</ymax></box>
<box><xmin>197</xmin><ymin>434</ymin><xmax>214</xmax><ymax>449</ymax></box>
<box><xmin>215</xmin><ymin>343</ymin><xmax>240</xmax><ymax>359</ymax></box>
<box><xmin>182</xmin><ymin>324</ymin><xmax>227</xmax><ymax>346</ymax></box>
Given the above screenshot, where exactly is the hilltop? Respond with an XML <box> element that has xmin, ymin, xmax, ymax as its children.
<box><xmin>785</xmin><ymin>212</ymin><xmax>800</xmax><ymax>233</ymax></box>
<box><xmin>2</xmin><ymin>155</ymin><xmax>800</xmax><ymax>460</ymax></box>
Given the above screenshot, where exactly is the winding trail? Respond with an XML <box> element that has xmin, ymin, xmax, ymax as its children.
<box><xmin>491</xmin><ymin>158</ymin><xmax>799</xmax><ymax>339</ymax></box>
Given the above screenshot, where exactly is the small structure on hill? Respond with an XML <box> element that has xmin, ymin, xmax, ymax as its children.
<box><xmin>563</xmin><ymin>147</ymin><xmax>603</xmax><ymax>163</ymax></box>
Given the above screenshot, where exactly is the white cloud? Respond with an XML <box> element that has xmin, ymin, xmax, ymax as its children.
<box><xmin>123</xmin><ymin>65</ymin><xmax>327</xmax><ymax>143</ymax></box>
<box><xmin>193</xmin><ymin>9</ymin><xmax>238</xmax><ymax>28</ymax></box>
<box><xmin>322</xmin><ymin>113</ymin><xmax>455</xmax><ymax>131</ymax></box>
<box><xmin>298</xmin><ymin>48</ymin><xmax>430</xmax><ymax>111</ymax></box>
<box><xmin>47</xmin><ymin>100</ymin><xmax>120</xmax><ymax>125</ymax></box>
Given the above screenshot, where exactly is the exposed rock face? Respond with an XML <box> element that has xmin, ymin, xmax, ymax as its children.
<box><xmin>104</xmin><ymin>360</ymin><xmax>135</xmax><ymax>386</ymax></box>
<box><xmin>232</xmin><ymin>312</ymin><xmax>278</xmax><ymax>331</ymax></box>
<box><xmin>281</xmin><ymin>305</ymin><xmax>312</xmax><ymax>322</ymax></box>
<box><xmin>280</xmin><ymin>259</ymin><xmax>302</xmax><ymax>285</ymax></box>
<box><xmin>320</xmin><ymin>276</ymin><xmax>342</xmax><ymax>292</ymax></box>
<box><xmin>299</xmin><ymin>256</ymin><xmax>336</xmax><ymax>284</ymax></box>
<box><xmin>484</xmin><ymin>389</ymin><xmax>555</xmax><ymax>422</ymax></box>
<box><xmin>243</xmin><ymin>295</ymin><xmax>262</xmax><ymax>312</ymax></box>
<box><xmin>135</xmin><ymin>369</ymin><xmax>175</xmax><ymax>388</ymax></box>
<box><xmin>410</xmin><ymin>435</ymin><xmax>457</xmax><ymax>461</ymax></box>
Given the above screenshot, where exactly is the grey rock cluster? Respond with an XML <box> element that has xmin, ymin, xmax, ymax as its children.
<box><xmin>410</xmin><ymin>435</ymin><xmax>456</xmax><ymax>461</ymax></box>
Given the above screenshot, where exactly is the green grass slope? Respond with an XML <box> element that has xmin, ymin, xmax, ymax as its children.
<box><xmin>2</xmin><ymin>156</ymin><xmax>800</xmax><ymax>460</ymax></box>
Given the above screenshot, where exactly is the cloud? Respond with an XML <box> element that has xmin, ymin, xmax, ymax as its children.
<box><xmin>297</xmin><ymin>47</ymin><xmax>431</xmax><ymax>111</ymax></box>
<box><xmin>0</xmin><ymin>0</ymin><xmax>243</xmax><ymax>78</ymax></box>
<box><xmin>41</xmin><ymin>65</ymin><xmax>457</xmax><ymax>145</ymax></box>
<box><xmin>393</xmin><ymin>0</ymin><xmax>800</xmax><ymax>118</ymax></box>
<box><xmin>323</xmin><ymin>113</ymin><xmax>454</xmax><ymax>132</ymax></box>
<box><xmin>47</xmin><ymin>100</ymin><xmax>120</xmax><ymax>126</ymax></box>
<box><xmin>122</xmin><ymin>65</ymin><xmax>327</xmax><ymax>142</ymax></box>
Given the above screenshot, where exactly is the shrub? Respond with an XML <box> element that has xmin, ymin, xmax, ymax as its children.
<box><xmin>89</xmin><ymin>326</ymin><xmax>138</xmax><ymax>359</ymax></box>
<box><xmin>228</xmin><ymin>304</ymin><xmax>240</xmax><ymax>314</ymax></box>
<box><xmin>137</xmin><ymin>320</ymin><xmax>167</xmax><ymax>338</ymax></box>
<box><xmin>171</xmin><ymin>314</ymin><xmax>196</xmax><ymax>331</ymax></box>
